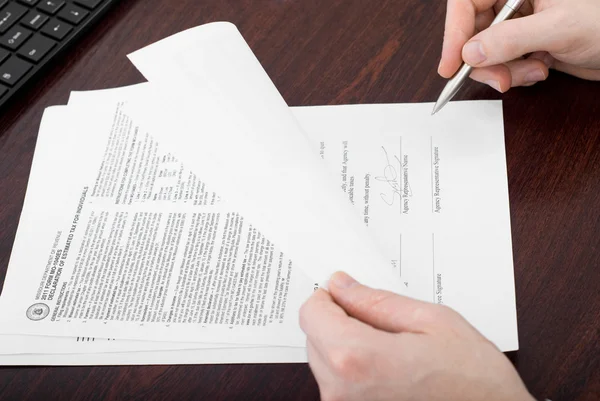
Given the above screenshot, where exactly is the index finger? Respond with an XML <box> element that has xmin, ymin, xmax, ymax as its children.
<box><xmin>439</xmin><ymin>0</ymin><xmax>499</xmax><ymax>77</ymax></box>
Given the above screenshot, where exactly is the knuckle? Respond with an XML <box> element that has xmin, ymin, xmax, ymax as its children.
<box><xmin>357</xmin><ymin>291</ymin><xmax>397</xmax><ymax>316</ymax></box>
<box><xmin>435</xmin><ymin>304</ymin><xmax>461</xmax><ymax>321</ymax></box>
<box><xmin>410</xmin><ymin>304</ymin><xmax>438</xmax><ymax>324</ymax></box>
<box><xmin>431</xmin><ymin>304</ymin><xmax>479</xmax><ymax>338</ymax></box>
<box><xmin>444</xmin><ymin>25</ymin><xmax>471</xmax><ymax>43</ymax></box>
<box><xmin>413</xmin><ymin>303</ymin><xmax>457</xmax><ymax>325</ymax></box>
<box><xmin>327</xmin><ymin>346</ymin><xmax>367</xmax><ymax>381</ymax></box>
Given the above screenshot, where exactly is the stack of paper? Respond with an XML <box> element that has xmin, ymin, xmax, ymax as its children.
<box><xmin>0</xmin><ymin>22</ymin><xmax>518</xmax><ymax>366</ymax></box>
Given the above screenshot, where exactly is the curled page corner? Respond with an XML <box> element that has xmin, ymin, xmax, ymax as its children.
<box><xmin>127</xmin><ymin>22</ymin><xmax>404</xmax><ymax>293</ymax></box>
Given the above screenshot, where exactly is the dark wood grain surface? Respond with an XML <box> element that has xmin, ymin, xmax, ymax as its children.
<box><xmin>0</xmin><ymin>0</ymin><xmax>598</xmax><ymax>400</ymax></box>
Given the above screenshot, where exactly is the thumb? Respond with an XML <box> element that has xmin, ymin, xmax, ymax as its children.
<box><xmin>327</xmin><ymin>271</ymin><xmax>457</xmax><ymax>334</ymax></box>
<box><xmin>462</xmin><ymin>10</ymin><xmax>563</xmax><ymax>67</ymax></box>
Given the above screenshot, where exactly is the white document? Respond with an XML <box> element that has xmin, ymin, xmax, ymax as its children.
<box><xmin>294</xmin><ymin>103</ymin><xmax>518</xmax><ymax>350</ymax></box>
<box><xmin>69</xmin><ymin>85</ymin><xmax>518</xmax><ymax>328</ymax></box>
<box><xmin>0</xmin><ymin>104</ymin><xmax>312</xmax><ymax>346</ymax></box>
<box><xmin>0</xmin><ymin>84</ymin><xmax>517</xmax><ymax>358</ymax></box>
<box><xmin>70</xmin><ymin>85</ymin><xmax>518</xmax><ymax>351</ymax></box>
<box><xmin>126</xmin><ymin>22</ymin><xmax>402</xmax><ymax>292</ymax></box>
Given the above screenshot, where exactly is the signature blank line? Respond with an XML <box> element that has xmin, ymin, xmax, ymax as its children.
<box><xmin>432</xmin><ymin>233</ymin><xmax>435</xmax><ymax>303</ymax></box>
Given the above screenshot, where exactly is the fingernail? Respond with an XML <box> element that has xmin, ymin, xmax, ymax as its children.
<box><xmin>463</xmin><ymin>41</ymin><xmax>487</xmax><ymax>65</ymax></box>
<box><xmin>330</xmin><ymin>272</ymin><xmax>357</xmax><ymax>289</ymax></box>
<box><xmin>523</xmin><ymin>69</ymin><xmax>546</xmax><ymax>84</ymax></box>
<box><xmin>484</xmin><ymin>80</ymin><xmax>502</xmax><ymax>92</ymax></box>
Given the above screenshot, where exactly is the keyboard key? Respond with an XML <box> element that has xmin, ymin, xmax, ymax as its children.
<box><xmin>0</xmin><ymin>84</ymin><xmax>7</xmax><ymax>98</ymax></box>
<box><xmin>0</xmin><ymin>47</ymin><xmax>8</xmax><ymax>63</ymax></box>
<box><xmin>1</xmin><ymin>25</ymin><xmax>32</xmax><ymax>50</ymax></box>
<box><xmin>0</xmin><ymin>2</ymin><xmax>27</xmax><ymax>34</ymax></box>
<box><xmin>74</xmin><ymin>0</ymin><xmax>102</xmax><ymax>9</ymax></box>
<box><xmin>40</xmin><ymin>17</ymin><xmax>70</xmax><ymax>40</ymax></box>
<box><xmin>17</xmin><ymin>33</ymin><xmax>55</xmax><ymax>62</ymax></box>
<box><xmin>18</xmin><ymin>0</ymin><xmax>39</xmax><ymax>5</ymax></box>
<box><xmin>37</xmin><ymin>0</ymin><xmax>64</xmax><ymax>15</ymax></box>
<box><xmin>57</xmin><ymin>4</ymin><xmax>87</xmax><ymax>25</ymax></box>
<box><xmin>0</xmin><ymin>56</ymin><xmax>32</xmax><ymax>86</ymax></box>
<box><xmin>21</xmin><ymin>10</ymin><xmax>48</xmax><ymax>30</ymax></box>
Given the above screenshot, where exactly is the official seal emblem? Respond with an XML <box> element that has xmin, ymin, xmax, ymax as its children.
<box><xmin>26</xmin><ymin>303</ymin><xmax>50</xmax><ymax>321</ymax></box>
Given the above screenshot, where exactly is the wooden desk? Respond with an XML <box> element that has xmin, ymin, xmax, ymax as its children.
<box><xmin>0</xmin><ymin>1</ymin><xmax>598</xmax><ymax>400</ymax></box>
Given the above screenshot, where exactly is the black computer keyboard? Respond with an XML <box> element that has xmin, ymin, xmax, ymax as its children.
<box><xmin>0</xmin><ymin>0</ymin><xmax>119</xmax><ymax>111</ymax></box>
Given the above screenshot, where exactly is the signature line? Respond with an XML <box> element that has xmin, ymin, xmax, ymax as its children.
<box><xmin>432</xmin><ymin>233</ymin><xmax>435</xmax><ymax>303</ymax></box>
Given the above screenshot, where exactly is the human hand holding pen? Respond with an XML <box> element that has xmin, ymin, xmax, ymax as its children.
<box><xmin>438</xmin><ymin>0</ymin><xmax>600</xmax><ymax>92</ymax></box>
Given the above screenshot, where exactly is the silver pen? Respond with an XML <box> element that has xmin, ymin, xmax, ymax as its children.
<box><xmin>431</xmin><ymin>0</ymin><xmax>526</xmax><ymax>115</ymax></box>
